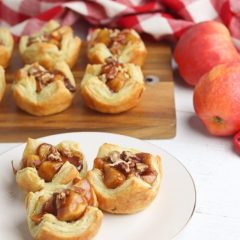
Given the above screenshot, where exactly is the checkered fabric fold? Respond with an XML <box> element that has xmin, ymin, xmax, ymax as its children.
<box><xmin>0</xmin><ymin>0</ymin><xmax>240</xmax><ymax>48</ymax></box>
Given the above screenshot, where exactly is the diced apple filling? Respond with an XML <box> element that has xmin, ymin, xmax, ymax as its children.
<box><xmin>94</xmin><ymin>151</ymin><xmax>157</xmax><ymax>189</ymax></box>
<box><xmin>31</xmin><ymin>179</ymin><xmax>94</xmax><ymax>223</ymax></box>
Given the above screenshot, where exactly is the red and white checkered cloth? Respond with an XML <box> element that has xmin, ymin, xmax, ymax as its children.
<box><xmin>1</xmin><ymin>0</ymin><xmax>240</xmax><ymax>49</ymax></box>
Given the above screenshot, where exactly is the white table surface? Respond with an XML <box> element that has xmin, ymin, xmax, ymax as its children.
<box><xmin>1</xmin><ymin>64</ymin><xmax>239</xmax><ymax>240</ymax></box>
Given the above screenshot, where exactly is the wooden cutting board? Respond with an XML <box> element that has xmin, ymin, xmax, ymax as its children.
<box><xmin>1</xmin><ymin>42</ymin><xmax>176</xmax><ymax>142</ymax></box>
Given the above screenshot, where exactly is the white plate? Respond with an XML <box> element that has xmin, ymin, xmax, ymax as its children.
<box><xmin>0</xmin><ymin>132</ymin><xmax>196</xmax><ymax>240</ymax></box>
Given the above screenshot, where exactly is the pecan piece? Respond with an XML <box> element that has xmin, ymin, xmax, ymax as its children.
<box><xmin>100</xmin><ymin>59</ymin><xmax>129</xmax><ymax>92</ymax></box>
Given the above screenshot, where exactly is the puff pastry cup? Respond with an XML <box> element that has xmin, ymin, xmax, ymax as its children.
<box><xmin>19</xmin><ymin>20</ymin><xmax>81</xmax><ymax>69</ymax></box>
<box><xmin>26</xmin><ymin>177</ymin><xmax>103</xmax><ymax>240</ymax></box>
<box><xmin>15</xmin><ymin>138</ymin><xmax>87</xmax><ymax>193</ymax></box>
<box><xmin>0</xmin><ymin>28</ymin><xmax>14</xmax><ymax>68</ymax></box>
<box><xmin>88</xmin><ymin>28</ymin><xmax>147</xmax><ymax>66</ymax></box>
<box><xmin>12</xmin><ymin>61</ymin><xmax>76</xmax><ymax>116</ymax></box>
<box><xmin>80</xmin><ymin>58</ymin><xmax>145</xmax><ymax>113</ymax></box>
<box><xmin>87</xmin><ymin>143</ymin><xmax>162</xmax><ymax>214</ymax></box>
<box><xmin>0</xmin><ymin>66</ymin><xmax>5</xmax><ymax>102</ymax></box>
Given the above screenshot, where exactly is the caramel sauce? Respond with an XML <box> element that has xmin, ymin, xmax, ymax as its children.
<box><xmin>95</xmin><ymin>151</ymin><xmax>157</xmax><ymax>189</ymax></box>
<box><xmin>31</xmin><ymin>179</ymin><xmax>94</xmax><ymax>224</ymax></box>
<box><xmin>28</xmin><ymin>65</ymin><xmax>76</xmax><ymax>93</ymax></box>
<box><xmin>28</xmin><ymin>143</ymin><xmax>83</xmax><ymax>182</ymax></box>
<box><xmin>63</xmin><ymin>77</ymin><xmax>76</xmax><ymax>93</ymax></box>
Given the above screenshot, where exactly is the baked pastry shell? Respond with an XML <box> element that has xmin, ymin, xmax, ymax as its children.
<box><xmin>16</xmin><ymin>138</ymin><xmax>88</xmax><ymax>193</ymax></box>
<box><xmin>87</xmin><ymin>143</ymin><xmax>162</xmax><ymax>214</ymax></box>
<box><xmin>80</xmin><ymin>63</ymin><xmax>145</xmax><ymax>113</ymax></box>
<box><xmin>12</xmin><ymin>61</ymin><xmax>76</xmax><ymax>116</ymax></box>
<box><xmin>26</xmin><ymin>184</ymin><xmax>103</xmax><ymax>240</ymax></box>
<box><xmin>0</xmin><ymin>28</ymin><xmax>14</xmax><ymax>68</ymax></box>
<box><xmin>19</xmin><ymin>20</ymin><xmax>81</xmax><ymax>69</ymax></box>
<box><xmin>87</xmin><ymin>29</ymin><xmax>147</xmax><ymax>66</ymax></box>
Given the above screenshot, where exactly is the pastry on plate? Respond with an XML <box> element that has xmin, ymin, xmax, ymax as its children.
<box><xmin>26</xmin><ymin>177</ymin><xmax>103</xmax><ymax>240</ymax></box>
<box><xmin>12</xmin><ymin>61</ymin><xmax>76</xmax><ymax>116</ymax></box>
<box><xmin>0</xmin><ymin>66</ymin><xmax>5</xmax><ymax>101</ymax></box>
<box><xmin>80</xmin><ymin>57</ymin><xmax>145</xmax><ymax>113</ymax></box>
<box><xmin>87</xmin><ymin>143</ymin><xmax>162</xmax><ymax>214</ymax></box>
<box><xmin>88</xmin><ymin>28</ymin><xmax>147</xmax><ymax>66</ymax></box>
<box><xmin>16</xmin><ymin>138</ymin><xmax>87</xmax><ymax>192</ymax></box>
<box><xmin>0</xmin><ymin>28</ymin><xmax>14</xmax><ymax>68</ymax></box>
<box><xmin>19</xmin><ymin>20</ymin><xmax>81</xmax><ymax>69</ymax></box>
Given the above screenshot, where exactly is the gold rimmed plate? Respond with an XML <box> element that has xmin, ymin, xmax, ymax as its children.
<box><xmin>0</xmin><ymin>132</ymin><xmax>196</xmax><ymax>240</ymax></box>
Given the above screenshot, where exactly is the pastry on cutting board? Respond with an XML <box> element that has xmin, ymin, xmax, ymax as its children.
<box><xmin>26</xmin><ymin>177</ymin><xmax>103</xmax><ymax>240</ymax></box>
<box><xmin>12</xmin><ymin>61</ymin><xmax>76</xmax><ymax>116</ymax></box>
<box><xmin>88</xmin><ymin>28</ymin><xmax>147</xmax><ymax>66</ymax></box>
<box><xmin>0</xmin><ymin>28</ymin><xmax>14</xmax><ymax>68</ymax></box>
<box><xmin>87</xmin><ymin>143</ymin><xmax>162</xmax><ymax>214</ymax></box>
<box><xmin>19</xmin><ymin>20</ymin><xmax>81</xmax><ymax>69</ymax></box>
<box><xmin>0</xmin><ymin>66</ymin><xmax>5</xmax><ymax>102</ymax></box>
<box><xmin>80</xmin><ymin>57</ymin><xmax>145</xmax><ymax>113</ymax></box>
<box><xmin>15</xmin><ymin>138</ymin><xmax>87</xmax><ymax>192</ymax></box>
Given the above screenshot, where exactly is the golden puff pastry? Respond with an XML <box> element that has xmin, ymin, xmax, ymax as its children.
<box><xmin>80</xmin><ymin>58</ymin><xmax>145</xmax><ymax>113</ymax></box>
<box><xmin>88</xmin><ymin>28</ymin><xmax>147</xmax><ymax>66</ymax></box>
<box><xmin>0</xmin><ymin>66</ymin><xmax>5</xmax><ymax>102</ymax></box>
<box><xmin>12</xmin><ymin>61</ymin><xmax>76</xmax><ymax>116</ymax></box>
<box><xmin>87</xmin><ymin>143</ymin><xmax>162</xmax><ymax>214</ymax></box>
<box><xmin>26</xmin><ymin>178</ymin><xmax>103</xmax><ymax>240</ymax></box>
<box><xmin>16</xmin><ymin>138</ymin><xmax>87</xmax><ymax>193</ymax></box>
<box><xmin>19</xmin><ymin>20</ymin><xmax>81</xmax><ymax>69</ymax></box>
<box><xmin>0</xmin><ymin>28</ymin><xmax>14</xmax><ymax>68</ymax></box>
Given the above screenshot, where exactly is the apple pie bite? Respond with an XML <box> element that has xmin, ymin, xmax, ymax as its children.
<box><xmin>19</xmin><ymin>20</ymin><xmax>81</xmax><ymax>69</ymax></box>
<box><xmin>80</xmin><ymin>58</ymin><xmax>145</xmax><ymax>113</ymax></box>
<box><xmin>26</xmin><ymin>178</ymin><xmax>103</xmax><ymax>240</ymax></box>
<box><xmin>87</xmin><ymin>143</ymin><xmax>162</xmax><ymax>214</ymax></box>
<box><xmin>0</xmin><ymin>66</ymin><xmax>5</xmax><ymax>102</ymax></box>
<box><xmin>88</xmin><ymin>28</ymin><xmax>147</xmax><ymax>66</ymax></box>
<box><xmin>0</xmin><ymin>28</ymin><xmax>14</xmax><ymax>68</ymax></box>
<box><xmin>16</xmin><ymin>138</ymin><xmax>87</xmax><ymax>192</ymax></box>
<box><xmin>12</xmin><ymin>61</ymin><xmax>76</xmax><ymax>116</ymax></box>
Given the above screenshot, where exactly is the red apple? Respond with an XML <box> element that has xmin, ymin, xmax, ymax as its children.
<box><xmin>233</xmin><ymin>131</ymin><xmax>240</xmax><ymax>155</ymax></box>
<box><xmin>193</xmin><ymin>61</ymin><xmax>240</xmax><ymax>136</ymax></box>
<box><xmin>174</xmin><ymin>21</ymin><xmax>240</xmax><ymax>86</ymax></box>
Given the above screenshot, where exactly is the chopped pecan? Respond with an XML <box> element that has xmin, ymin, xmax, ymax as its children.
<box><xmin>28</xmin><ymin>64</ymin><xmax>75</xmax><ymax>93</ymax></box>
<box><xmin>136</xmin><ymin>162</ymin><xmax>148</xmax><ymax>174</ymax></box>
<box><xmin>100</xmin><ymin>150</ymin><xmax>157</xmax><ymax>186</ymax></box>
<box><xmin>99</xmin><ymin>58</ymin><xmax>129</xmax><ymax>92</ymax></box>
<box><xmin>60</xmin><ymin>149</ymin><xmax>83</xmax><ymax>171</ymax></box>
<box><xmin>109</xmin><ymin>151</ymin><xmax>121</xmax><ymax>163</ymax></box>
<box><xmin>141</xmin><ymin>171</ymin><xmax>157</xmax><ymax>185</ymax></box>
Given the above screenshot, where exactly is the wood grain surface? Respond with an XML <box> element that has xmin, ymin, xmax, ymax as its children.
<box><xmin>1</xmin><ymin>42</ymin><xmax>176</xmax><ymax>142</ymax></box>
